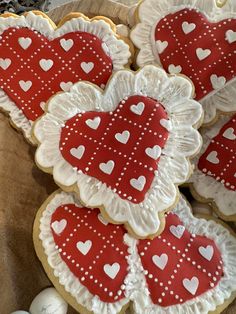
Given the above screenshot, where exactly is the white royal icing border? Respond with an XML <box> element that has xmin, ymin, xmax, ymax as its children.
<box><xmin>39</xmin><ymin>191</ymin><xmax>129</xmax><ymax>314</ymax></box>
<box><xmin>39</xmin><ymin>192</ymin><xmax>236</xmax><ymax>314</ymax></box>
<box><xmin>34</xmin><ymin>65</ymin><xmax>203</xmax><ymax>238</ymax></box>
<box><xmin>0</xmin><ymin>11</ymin><xmax>131</xmax><ymax>143</ymax></box>
<box><xmin>130</xmin><ymin>0</ymin><xmax>236</xmax><ymax>125</ymax></box>
<box><xmin>125</xmin><ymin>196</ymin><xmax>236</xmax><ymax>314</ymax></box>
<box><xmin>189</xmin><ymin>114</ymin><xmax>236</xmax><ymax>218</ymax></box>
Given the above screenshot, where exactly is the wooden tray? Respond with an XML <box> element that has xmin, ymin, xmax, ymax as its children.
<box><xmin>0</xmin><ymin>0</ymin><xmax>234</xmax><ymax>313</ymax></box>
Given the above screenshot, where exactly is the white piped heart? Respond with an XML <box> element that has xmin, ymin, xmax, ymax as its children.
<box><xmin>85</xmin><ymin>117</ymin><xmax>101</xmax><ymax>130</ymax></box>
<box><xmin>99</xmin><ymin>160</ymin><xmax>115</xmax><ymax>175</ymax></box>
<box><xmin>60</xmin><ymin>81</ymin><xmax>73</xmax><ymax>92</ymax></box>
<box><xmin>223</xmin><ymin>127</ymin><xmax>236</xmax><ymax>140</ymax></box>
<box><xmin>51</xmin><ymin>219</ymin><xmax>67</xmax><ymax>234</ymax></box>
<box><xmin>206</xmin><ymin>151</ymin><xmax>219</xmax><ymax>164</ymax></box>
<box><xmin>81</xmin><ymin>62</ymin><xmax>94</xmax><ymax>74</ymax></box>
<box><xmin>0</xmin><ymin>58</ymin><xmax>11</xmax><ymax>70</ymax></box>
<box><xmin>210</xmin><ymin>74</ymin><xmax>226</xmax><ymax>90</ymax></box>
<box><xmin>196</xmin><ymin>48</ymin><xmax>211</xmax><ymax>61</ymax></box>
<box><xmin>76</xmin><ymin>240</ymin><xmax>92</xmax><ymax>255</ymax></box>
<box><xmin>130</xmin><ymin>175</ymin><xmax>146</xmax><ymax>191</ymax></box>
<box><xmin>60</xmin><ymin>38</ymin><xmax>74</xmax><ymax>51</ymax></box>
<box><xmin>168</xmin><ymin>64</ymin><xmax>182</xmax><ymax>74</ymax></box>
<box><xmin>182</xmin><ymin>21</ymin><xmax>196</xmax><ymax>34</ymax></box>
<box><xmin>145</xmin><ymin>145</ymin><xmax>161</xmax><ymax>160</ymax></box>
<box><xmin>39</xmin><ymin>59</ymin><xmax>53</xmax><ymax>71</ymax></box>
<box><xmin>226</xmin><ymin>29</ymin><xmax>236</xmax><ymax>44</ymax></box>
<box><xmin>152</xmin><ymin>253</ymin><xmax>168</xmax><ymax>270</ymax></box>
<box><xmin>160</xmin><ymin>119</ymin><xmax>171</xmax><ymax>131</ymax></box>
<box><xmin>70</xmin><ymin>145</ymin><xmax>85</xmax><ymax>160</ymax></box>
<box><xmin>156</xmin><ymin>40</ymin><xmax>168</xmax><ymax>54</ymax></box>
<box><xmin>18</xmin><ymin>37</ymin><xmax>32</xmax><ymax>50</ymax></box>
<box><xmin>130</xmin><ymin>102</ymin><xmax>145</xmax><ymax>115</ymax></box>
<box><xmin>198</xmin><ymin>245</ymin><xmax>214</xmax><ymax>261</ymax></box>
<box><xmin>103</xmin><ymin>262</ymin><xmax>120</xmax><ymax>279</ymax></box>
<box><xmin>169</xmin><ymin>225</ymin><xmax>185</xmax><ymax>239</ymax></box>
<box><xmin>183</xmin><ymin>277</ymin><xmax>199</xmax><ymax>295</ymax></box>
<box><xmin>115</xmin><ymin>130</ymin><xmax>130</xmax><ymax>144</ymax></box>
<box><xmin>19</xmin><ymin>80</ymin><xmax>32</xmax><ymax>92</ymax></box>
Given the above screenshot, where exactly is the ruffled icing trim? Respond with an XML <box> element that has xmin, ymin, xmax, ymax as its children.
<box><xmin>0</xmin><ymin>11</ymin><xmax>130</xmax><ymax>141</ymax></box>
<box><xmin>189</xmin><ymin>115</ymin><xmax>236</xmax><ymax>218</ymax></box>
<box><xmin>125</xmin><ymin>196</ymin><xmax>236</xmax><ymax>314</ymax></box>
<box><xmin>34</xmin><ymin>65</ymin><xmax>202</xmax><ymax>238</ymax></box>
<box><xmin>130</xmin><ymin>0</ymin><xmax>236</xmax><ymax>125</ymax></box>
<box><xmin>39</xmin><ymin>191</ymin><xmax>129</xmax><ymax>314</ymax></box>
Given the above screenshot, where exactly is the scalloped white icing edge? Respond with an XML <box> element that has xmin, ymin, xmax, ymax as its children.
<box><xmin>34</xmin><ymin>65</ymin><xmax>203</xmax><ymax>237</ymax></box>
<box><xmin>0</xmin><ymin>11</ymin><xmax>131</xmax><ymax>142</ymax></box>
<box><xmin>125</xmin><ymin>196</ymin><xmax>236</xmax><ymax>314</ymax></box>
<box><xmin>39</xmin><ymin>191</ymin><xmax>129</xmax><ymax>314</ymax></box>
<box><xmin>189</xmin><ymin>114</ymin><xmax>236</xmax><ymax>217</ymax></box>
<box><xmin>130</xmin><ymin>0</ymin><xmax>236</xmax><ymax>124</ymax></box>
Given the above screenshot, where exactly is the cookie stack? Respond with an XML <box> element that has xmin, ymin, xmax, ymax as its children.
<box><xmin>1</xmin><ymin>0</ymin><xmax>236</xmax><ymax>313</ymax></box>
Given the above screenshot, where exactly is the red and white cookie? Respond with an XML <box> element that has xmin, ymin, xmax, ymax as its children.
<box><xmin>34</xmin><ymin>191</ymin><xmax>236</xmax><ymax>314</ymax></box>
<box><xmin>131</xmin><ymin>0</ymin><xmax>236</xmax><ymax>125</ymax></box>
<box><xmin>33</xmin><ymin>65</ymin><xmax>202</xmax><ymax>238</ymax></box>
<box><xmin>0</xmin><ymin>11</ymin><xmax>131</xmax><ymax>142</ymax></box>
<box><xmin>189</xmin><ymin>114</ymin><xmax>236</xmax><ymax>221</ymax></box>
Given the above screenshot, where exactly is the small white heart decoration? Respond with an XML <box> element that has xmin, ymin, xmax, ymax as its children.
<box><xmin>130</xmin><ymin>175</ymin><xmax>146</xmax><ymax>191</ymax></box>
<box><xmin>226</xmin><ymin>29</ymin><xmax>236</xmax><ymax>44</ymax></box>
<box><xmin>19</xmin><ymin>80</ymin><xmax>32</xmax><ymax>92</ymax></box>
<box><xmin>182</xmin><ymin>21</ymin><xmax>196</xmax><ymax>34</ymax></box>
<box><xmin>76</xmin><ymin>240</ymin><xmax>92</xmax><ymax>256</ymax></box>
<box><xmin>99</xmin><ymin>160</ymin><xmax>115</xmax><ymax>175</ymax></box>
<box><xmin>0</xmin><ymin>58</ymin><xmax>11</xmax><ymax>70</ymax></box>
<box><xmin>198</xmin><ymin>245</ymin><xmax>214</xmax><ymax>261</ymax></box>
<box><xmin>223</xmin><ymin>127</ymin><xmax>236</xmax><ymax>140</ymax></box>
<box><xmin>156</xmin><ymin>40</ymin><xmax>168</xmax><ymax>54</ymax></box>
<box><xmin>152</xmin><ymin>253</ymin><xmax>168</xmax><ymax>270</ymax></box>
<box><xmin>60</xmin><ymin>81</ymin><xmax>73</xmax><ymax>92</ymax></box>
<box><xmin>183</xmin><ymin>276</ymin><xmax>199</xmax><ymax>295</ymax></box>
<box><xmin>85</xmin><ymin>117</ymin><xmax>101</xmax><ymax>130</ymax></box>
<box><xmin>145</xmin><ymin>145</ymin><xmax>161</xmax><ymax>160</ymax></box>
<box><xmin>51</xmin><ymin>219</ymin><xmax>67</xmax><ymax>234</ymax></box>
<box><xmin>206</xmin><ymin>151</ymin><xmax>219</xmax><ymax>164</ymax></box>
<box><xmin>18</xmin><ymin>37</ymin><xmax>32</xmax><ymax>50</ymax></box>
<box><xmin>169</xmin><ymin>225</ymin><xmax>185</xmax><ymax>239</ymax></box>
<box><xmin>103</xmin><ymin>262</ymin><xmax>120</xmax><ymax>279</ymax></box>
<box><xmin>39</xmin><ymin>59</ymin><xmax>54</xmax><ymax>71</ymax></box>
<box><xmin>81</xmin><ymin>62</ymin><xmax>94</xmax><ymax>74</ymax></box>
<box><xmin>196</xmin><ymin>48</ymin><xmax>211</xmax><ymax>61</ymax></box>
<box><xmin>60</xmin><ymin>38</ymin><xmax>74</xmax><ymax>51</ymax></box>
<box><xmin>160</xmin><ymin>118</ymin><xmax>172</xmax><ymax>131</ymax></box>
<box><xmin>210</xmin><ymin>74</ymin><xmax>226</xmax><ymax>90</ymax></box>
<box><xmin>130</xmin><ymin>102</ymin><xmax>145</xmax><ymax>115</ymax></box>
<box><xmin>70</xmin><ymin>145</ymin><xmax>85</xmax><ymax>160</ymax></box>
<box><xmin>168</xmin><ymin>64</ymin><xmax>182</xmax><ymax>74</ymax></box>
<box><xmin>115</xmin><ymin>130</ymin><xmax>130</xmax><ymax>144</ymax></box>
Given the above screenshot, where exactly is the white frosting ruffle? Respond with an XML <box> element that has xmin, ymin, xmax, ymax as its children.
<box><xmin>39</xmin><ymin>191</ymin><xmax>129</xmax><ymax>314</ymax></box>
<box><xmin>130</xmin><ymin>0</ymin><xmax>236</xmax><ymax>125</ymax></box>
<box><xmin>0</xmin><ymin>11</ymin><xmax>130</xmax><ymax>142</ymax></box>
<box><xmin>34</xmin><ymin>65</ymin><xmax>202</xmax><ymax>237</ymax></box>
<box><xmin>125</xmin><ymin>196</ymin><xmax>236</xmax><ymax>314</ymax></box>
<box><xmin>189</xmin><ymin>115</ymin><xmax>236</xmax><ymax>217</ymax></box>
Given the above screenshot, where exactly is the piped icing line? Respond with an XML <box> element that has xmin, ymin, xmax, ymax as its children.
<box><xmin>33</xmin><ymin>65</ymin><xmax>203</xmax><ymax>238</ymax></box>
<box><xmin>37</xmin><ymin>191</ymin><xmax>236</xmax><ymax>314</ymax></box>
<box><xmin>130</xmin><ymin>0</ymin><xmax>236</xmax><ymax>125</ymax></box>
<box><xmin>38</xmin><ymin>191</ymin><xmax>130</xmax><ymax>314</ymax></box>
<box><xmin>126</xmin><ymin>196</ymin><xmax>236</xmax><ymax>314</ymax></box>
<box><xmin>189</xmin><ymin>114</ymin><xmax>236</xmax><ymax>219</ymax></box>
<box><xmin>0</xmin><ymin>11</ymin><xmax>131</xmax><ymax>142</ymax></box>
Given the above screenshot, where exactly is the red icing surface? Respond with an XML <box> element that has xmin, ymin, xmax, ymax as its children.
<box><xmin>155</xmin><ymin>9</ymin><xmax>236</xmax><ymax>100</ymax></box>
<box><xmin>198</xmin><ymin>114</ymin><xmax>236</xmax><ymax>191</ymax></box>
<box><xmin>137</xmin><ymin>212</ymin><xmax>223</xmax><ymax>307</ymax></box>
<box><xmin>51</xmin><ymin>204</ymin><xmax>128</xmax><ymax>303</ymax></box>
<box><xmin>0</xmin><ymin>27</ymin><xmax>113</xmax><ymax>121</ymax></box>
<box><xmin>59</xmin><ymin>95</ymin><xmax>169</xmax><ymax>203</ymax></box>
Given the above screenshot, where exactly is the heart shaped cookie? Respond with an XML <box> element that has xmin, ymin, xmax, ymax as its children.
<box><xmin>131</xmin><ymin>0</ymin><xmax>236</xmax><ymax>125</ymax></box>
<box><xmin>34</xmin><ymin>191</ymin><xmax>236</xmax><ymax>314</ymax></box>
<box><xmin>0</xmin><ymin>11</ymin><xmax>131</xmax><ymax>142</ymax></box>
<box><xmin>33</xmin><ymin>65</ymin><xmax>203</xmax><ymax>238</ymax></box>
<box><xmin>189</xmin><ymin>114</ymin><xmax>236</xmax><ymax>221</ymax></box>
